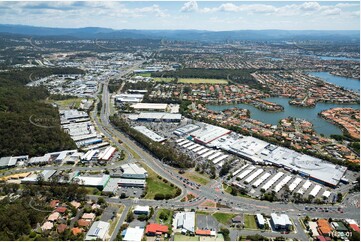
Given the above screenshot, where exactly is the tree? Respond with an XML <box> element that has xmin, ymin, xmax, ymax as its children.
<box><xmin>126</xmin><ymin>212</ymin><xmax>134</xmax><ymax>223</ymax></box>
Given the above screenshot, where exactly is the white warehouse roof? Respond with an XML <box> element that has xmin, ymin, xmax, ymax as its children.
<box><xmin>133</xmin><ymin>126</ymin><xmax>166</xmax><ymax>142</ymax></box>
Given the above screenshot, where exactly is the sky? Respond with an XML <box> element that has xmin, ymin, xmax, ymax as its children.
<box><xmin>0</xmin><ymin>1</ymin><xmax>359</xmax><ymax>30</ymax></box>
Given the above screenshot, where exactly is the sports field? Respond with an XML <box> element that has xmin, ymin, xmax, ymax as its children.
<box><xmin>152</xmin><ymin>77</ymin><xmax>228</xmax><ymax>84</ymax></box>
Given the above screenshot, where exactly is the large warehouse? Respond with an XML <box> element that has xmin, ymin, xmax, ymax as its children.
<box><xmin>190</xmin><ymin>123</ymin><xmax>231</xmax><ymax>145</ymax></box>
<box><xmin>131</xmin><ymin>103</ymin><xmax>168</xmax><ymax>112</ymax></box>
<box><xmin>133</xmin><ymin>126</ymin><xmax>166</xmax><ymax>142</ymax></box>
<box><xmin>120</xmin><ymin>163</ymin><xmax>148</xmax><ymax>179</ymax></box>
<box><xmin>204</xmin><ymin>123</ymin><xmax>347</xmax><ymax>188</ymax></box>
<box><xmin>134</xmin><ymin>112</ymin><xmax>181</xmax><ymax>122</ymax></box>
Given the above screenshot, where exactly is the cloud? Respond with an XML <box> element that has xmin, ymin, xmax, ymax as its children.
<box><xmin>195</xmin><ymin>1</ymin><xmax>347</xmax><ymax>18</ymax></box>
<box><xmin>300</xmin><ymin>2</ymin><xmax>321</xmax><ymax>11</ymax></box>
<box><xmin>335</xmin><ymin>3</ymin><xmax>360</xmax><ymax>8</ymax></box>
<box><xmin>181</xmin><ymin>1</ymin><xmax>198</xmax><ymax>12</ymax></box>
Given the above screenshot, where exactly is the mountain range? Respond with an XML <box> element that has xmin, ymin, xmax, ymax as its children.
<box><xmin>0</xmin><ymin>24</ymin><xmax>359</xmax><ymax>42</ymax></box>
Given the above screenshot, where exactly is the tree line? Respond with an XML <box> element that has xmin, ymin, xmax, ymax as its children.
<box><xmin>0</xmin><ymin>67</ymin><xmax>80</xmax><ymax>157</ymax></box>
<box><xmin>110</xmin><ymin>115</ymin><xmax>194</xmax><ymax>168</ymax></box>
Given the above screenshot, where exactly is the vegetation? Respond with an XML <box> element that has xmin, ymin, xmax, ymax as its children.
<box><xmin>0</xmin><ymin>67</ymin><xmax>81</xmax><ymax>157</ymax></box>
<box><xmin>151</xmin><ymin>68</ymin><xmax>258</xmax><ymax>87</ymax></box>
<box><xmin>219</xmin><ymin>161</ymin><xmax>232</xmax><ymax>177</ymax></box>
<box><xmin>141</xmin><ymin>163</ymin><xmax>181</xmax><ymax>200</ymax></box>
<box><xmin>110</xmin><ymin>115</ymin><xmax>194</xmax><ymax>168</ymax></box>
<box><xmin>183</xmin><ymin>171</ymin><xmax>210</xmax><ymax>185</ymax></box>
<box><xmin>219</xmin><ymin>227</ymin><xmax>231</xmax><ymax>241</ymax></box>
<box><xmin>0</xmin><ymin>181</ymin><xmax>88</xmax><ymax>241</ymax></box>
<box><xmin>156</xmin><ymin>209</ymin><xmax>173</xmax><ymax>226</ymax></box>
<box><xmin>244</xmin><ymin>214</ymin><xmax>258</xmax><ymax>229</ymax></box>
<box><xmin>212</xmin><ymin>212</ymin><xmax>236</xmax><ymax>225</ymax></box>
<box><xmin>242</xmin><ymin>234</ymin><xmax>270</xmax><ymax>241</ymax></box>
<box><xmin>174</xmin><ymin>234</ymin><xmax>199</xmax><ymax>241</ymax></box>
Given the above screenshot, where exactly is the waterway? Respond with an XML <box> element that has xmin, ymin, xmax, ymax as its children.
<box><xmin>207</xmin><ymin>98</ymin><xmax>359</xmax><ymax>136</ymax></box>
<box><xmin>318</xmin><ymin>56</ymin><xmax>360</xmax><ymax>62</ymax></box>
<box><xmin>308</xmin><ymin>71</ymin><xmax>360</xmax><ymax>92</ymax></box>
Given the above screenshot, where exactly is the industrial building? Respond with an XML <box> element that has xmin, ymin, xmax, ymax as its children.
<box><xmin>133</xmin><ymin>205</ymin><xmax>150</xmax><ymax>215</ymax></box>
<box><xmin>131</xmin><ymin>103</ymin><xmax>168</xmax><ymax>112</ymax></box>
<box><xmin>191</xmin><ymin>124</ymin><xmax>231</xmax><ymax>145</ymax></box>
<box><xmin>270</xmin><ymin>213</ymin><xmax>293</xmax><ymax>230</ymax></box>
<box><xmin>256</xmin><ymin>214</ymin><xmax>265</xmax><ymax>229</ymax></box>
<box><xmin>85</xmin><ymin>221</ymin><xmax>110</xmax><ymax>241</ymax></box>
<box><xmin>114</xmin><ymin>93</ymin><xmax>144</xmax><ymax>103</ymax></box>
<box><xmin>98</xmin><ymin>146</ymin><xmax>116</xmax><ymax>161</ymax></box>
<box><xmin>206</xmin><ymin>124</ymin><xmax>347</xmax><ymax>188</ymax></box>
<box><xmin>122</xmin><ymin>226</ymin><xmax>144</xmax><ymax>241</ymax></box>
<box><xmin>0</xmin><ymin>155</ymin><xmax>28</xmax><ymax>169</ymax></box>
<box><xmin>120</xmin><ymin>163</ymin><xmax>148</xmax><ymax>179</ymax></box>
<box><xmin>133</xmin><ymin>126</ymin><xmax>166</xmax><ymax>142</ymax></box>
<box><xmin>173</xmin><ymin>212</ymin><xmax>195</xmax><ymax>233</ymax></box>
<box><xmin>173</xmin><ymin>124</ymin><xmax>200</xmax><ymax>136</ymax></box>
<box><xmin>118</xmin><ymin>178</ymin><xmax>146</xmax><ymax>187</ymax></box>
<box><xmin>73</xmin><ymin>174</ymin><xmax>110</xmax><ymax>189</ymax></box>
<box><xmin>131</xmin><ymin>112</ymin><xmax>181</xmax><ymax>122</ymax></box>
<box><xmin>21</xmin><ymin>170</ymin><xmax>57</xmax><ymax>183</ymax></box>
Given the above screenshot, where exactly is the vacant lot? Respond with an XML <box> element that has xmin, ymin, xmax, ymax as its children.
<box><xmin>49</xmin><ymin>97</ymin><xmax>84</xmax><ymax>109</ymax></box>
<box><xmin>244</xmin><ymin>214</ymin><xmax>258</xmax><ymax>229</ymax></box>
<box><xmin>141</xmin><ymin>163</ymin><xmax>180</xmax><ymax>200</ymax></box>
<box><xmin>212</xmin><ymin>212</ymin><xmax>236</xmax><ymax>225</ymax></box>
<box><xmin>183</xmin><ymin>172</ymin><xmax>210</xmax><ymax>185</ymax></box>
<box><xmin>156</xmin><ymin>208</ymin><xmax>173</xmax><ymax>226</ymax></box>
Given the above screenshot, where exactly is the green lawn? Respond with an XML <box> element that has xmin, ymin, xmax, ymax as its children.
<box><xmin>152</xmin><ymin>77</ymin><xmax>228</xmax><ymax>84</ymax></box>
<box><xmin>179</xmin><ymin>78</ymin><xmax>228</xmax><ymax>84</ymax></box>
<box><xmin>156</xmin><ymin>209</ymin><xmax>173</xmax><ymax>226</ymax></box>
<box><xmin>134</xmin><ymin>73</ymin><xmax>152</xmax><ymax>77</ymax></box>
<box><xmin>152</xmin><ymin>77</ymin><xmax>174</xmax><ymax>82</ymax></box>
<box><xmin>212</xmin><ymin>212</ymin><xmax>236</xmax><ymax>225</ymax></box>
<box><xmin>141</xmin><ymin>163</ymin><xmax>180</xmax><ymax>199</ymax></box>
<box><xmin>183</xmin><ymin>172</ymin><xmax>210</xmax><ymax>185</ymax></box>
<box><xmin>244</xmin><ymin>214</ymin><xmax>258</xmax><ymax>229</ymax></box>
<box><xmin>174</xmin><ymin>234</ymin><xmax>199</xmax><ymax>241</ymax></box>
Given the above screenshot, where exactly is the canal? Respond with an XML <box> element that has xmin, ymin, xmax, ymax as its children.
<box><xmin>207</xmin><ymin>72</ymin><xmax>360</xmax><ymax>137</ymax></box>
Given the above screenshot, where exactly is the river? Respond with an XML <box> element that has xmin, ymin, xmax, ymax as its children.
<box><xmin>308</xmin><ymin>71</ymin><xmax>360</xmax><ymax>92</ymax></box>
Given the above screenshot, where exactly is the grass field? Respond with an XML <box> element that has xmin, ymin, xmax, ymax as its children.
<box><xmin>183</xmin><ymin>172</ymin><xmax>210</xmax><ymax>185</ymax></box>
<box><xmin>174</xmin><ymin>234</ymin><xmax>199</xmax><ymax>241</ymax></box>
<box><xmin>212</xmin><ymin>212</ymin><xmax>236</xmax><ymax>225</ymax></box>
<box><xmin>156</xmin><ymin>208</ymin><xmax>173</xmax><ymax>226</ymax></box>
<box><xmin>179</xmin><ymin>78</ymin><xmax>228</xmax><ymax>84</ymax></box>
<box><xmin>223</xmin><ymin>184</ymin><xmax>232</xmax><ymax>194</ymax></box>
<box><xmin>50</xmin><ymin>98</ymin><xmax>84</xmax><ymax>109</ymax></box>
<box><xmin>244</xmin><ymin>214</ymin><xmax>258</xmax><ymax>229</ymax></box>
<box><xmin>141</xmin><ymin>163</ymin><xmax>180</xmax><ymax>200</ymax></box>
<box><xmin>152</xmin><ymin>77</ymin><xmax>174</xmax><ymax>82</ymax></box>
<box><xmin>152</xmin><ymin>77</ymin><xmax>228</xmax><ymax>84</ymax></box>
<box><xmin>134</xmin><ymin>73</ymin><xmax>152</xmax><ymax>77</ymax></box>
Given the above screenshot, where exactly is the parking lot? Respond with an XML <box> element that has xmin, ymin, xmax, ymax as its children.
<box><xmin>196</xmin><ymin>214</ymin><xmax>220</xmax><ymax>231</ymax></box>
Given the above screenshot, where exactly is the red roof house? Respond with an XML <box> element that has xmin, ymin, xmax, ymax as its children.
<box><xmin>145</xmin><ymin>223</ymin><xmax>168</xmax><ymax>236</ymax></box>
<box><xmin>349</xmin><ymin>224</ymin><xmax>360</xmax><ymax>232</ymax></box>
<box><xmin>55</xmin><ymin>207</ymin><xmax>67</xmax><ymax>213</ymax></box>
<box><xmin>49</xmin><ymin>200</ymin><xmax>60</xmax><ymax>208</ymax></box>
<box><xmin>195</xmin><ymin>229</ymin><xmax>211</xmax><ymax>236</ymax></box>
